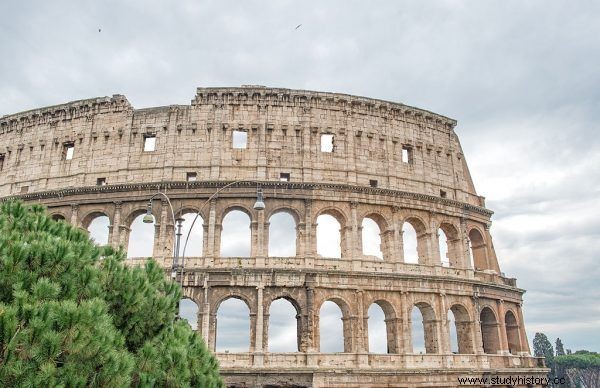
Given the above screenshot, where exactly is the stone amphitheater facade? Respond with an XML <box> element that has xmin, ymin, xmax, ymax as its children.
<box><xmin>0</xmin><ymin>86</ymin><xmax>546</xmax><ymax>387</ymax></box>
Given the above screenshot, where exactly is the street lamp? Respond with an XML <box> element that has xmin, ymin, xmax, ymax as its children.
<box><xmin>142</xmin><ymin>193</ymin><xmax>183</xmax><ymax>281</ymax></box>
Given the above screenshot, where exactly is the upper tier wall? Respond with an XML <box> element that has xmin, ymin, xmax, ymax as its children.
<box><xmin>0</xmin><ymin>87</ymin><xmax>483</xmax><ymax>206</ymax></box>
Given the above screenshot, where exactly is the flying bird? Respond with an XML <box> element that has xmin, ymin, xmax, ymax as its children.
<box><xmin>295</xmin><ymin>24</ymin><xmax>302</xmax><ymax>30</ymax></box>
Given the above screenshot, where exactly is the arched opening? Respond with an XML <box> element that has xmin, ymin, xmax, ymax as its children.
<box><xmin>220</xmin><ymin>210</ymin><xmax>251</xmax><ymax>257</ymax></box>
<box><xmin>51</xmin><ymin>214</ymin><xmax>65</xmax><ymax>221</ymax></box>
<box><xmin>87</xmin><ymin>214</ymin><xmax>110</xmax><ymax>245</ymax></box>
<box><xmin>367</xmin><ymin>303</ymin><xmax>390</xmax><ymax>353</ymax></box>
<box><xmin>179</xmin><ymin>298</ymin><xmax>199</xmax><ymax>330</ymax></box>
<box><xmin>319</xmin><ymin>300</ymin><xmax>344</xmax><ymax>352</ymax></box>
<box><xmin>469</xmin><ymin>229</ymin><xmax>488</xmax><ymax>270</ymax></box>
<box><xmin>268</xmin><ymin>298</ymin><xmax>299</xmax><ymax>352</ymax></box>
<box><xmin>216</xmin><ymin>298</ymin><xmax>250</xmax><ymax>352</ymax></box>
<box><xmin>178</xmin><ymin>212</ymin><xmax>203</xmax><ymax>257</ymax></box>
<box><xmin>316</xmin><ymin>214</ymin><xmax>342</xmax><ymax>258</ymax></box>
<box><xmin>362</xmin><ymin>217</ymin><xmax>383</xmax><ymax>259</ymax></box>
<box><xmin>439</xmin><ymin>223</ymin><xmax>462</xmax><ymax>268</ymax></box>
<box><xmin>505</xmin><ymin>311</ymin><xmax>521</xmax><ymax>354</ymax></box>
<box><xmin>268</xmin><ymin>211</ymin><xmax>297</xmax><ymax>257</ymax></box>
<box><xmin>480</xmin><ymin>307</ymin><xmax>500</xmax><ymax>354</ymax></box>
<box><xmin>439</xmin><ymin>229</ymin><xmax>449</xmax><ymax>267</ymax></box>
<box><xmin>411</xmin><ymin>302</ymin><xmax>439</xmax><ymax>354</ymax></box>
<box><xmin>127</xmin><ymin>213</ymin><xmax>155</xmax><ymax>258</ymax></box>
<box><xmin>449</xmin><ymin>304</ymin><xmax>474</xmax><ymax>354</ymax></box>
<box><xmin>447</xmin><ymin>309</ymin><xmax>458</xmax><ymax>353</ymax></box>
<box><xmin>402</xmin><ymin>222</ymin><xmax>419</xmax><ymax>264</ymax></box>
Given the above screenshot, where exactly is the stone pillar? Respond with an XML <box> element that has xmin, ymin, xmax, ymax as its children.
<box><xmin>438</xmin><ymin>293</ymin><xmax>451</xmax><ymax>354</ymax></box>
<box><xmin>430</xmin><ymin>220</ymin><xmax>442</xmax><ymax>266</ymax></box>
<box><xmin>253</xmin><ymin>285</ymin><xmax>265</xmax><ymax>366</ymax></box>
<box><xmin>206</xmin><ymin>200</ymin><xmax>217</xmax><ymax>257</ymax></box>
<box><xmin>209</xmin><ymin>312</ymin><xmax>217</xmax><ymax>351</ymax></box>
<box><xmin>355</xmin><ymin>289</ymin><xmax>366</xmax><ymax>353</ymax></box>
<box><xmin>497</xmin><ymin>299</ymin><xmax>510</xmax><ymax>355</ymax></box>
<box><xmin>401</xmin><ymin>292</ymin><xmax>413</xmax><ymax>353</ymax></box>
<box><xmin>350</xmin><ymin>202</ymin><xmax>361</xmax><ymax>257</ymax></box>
<box><xmin>516</xmin><ymin>303</ymin><xmax>531</xmax><ymax>354</ymax></box>
<box><xmin>304</xmin><ymin>281</ymin><xmax>316</xmax><ymax>351</ymax></box>
<box><xmin>110</xmin><ymin>201</ymin><xmax>122</xmax><ymax>248</ymax></box>
<box><xmin>296</xmin><ymin>222</ymin><xmax>306</xmax><ymax>257</ymax></box>
<box><xmin>70</xmin><ymin>204</ymin><xmax>79</xmax><ymax>226</ymax></box>
<box><xmin>472</xmin><ymin>299</ymin><xmax>485</xmax><ymax>354</ymax></box>
<box><xmin>200</xmin><ymin>280</ymin><xmax>210</xmax><ymax>344</ymax></box>
<box><xmin>304</xmin><ymin>199</ymin><xmax>316</xmax><ymax>257</ymax></box>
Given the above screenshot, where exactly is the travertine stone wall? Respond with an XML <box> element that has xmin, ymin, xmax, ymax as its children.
<box><xmin>0</xmin><ymin>87</ymin><xmax>547</xmax><ymax>387</ymax></box>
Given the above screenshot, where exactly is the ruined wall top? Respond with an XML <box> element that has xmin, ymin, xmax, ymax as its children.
<box><xmin>0</xmin><ymin>86</ymin><xmax>484</xmax><ymax>210</ymax></box>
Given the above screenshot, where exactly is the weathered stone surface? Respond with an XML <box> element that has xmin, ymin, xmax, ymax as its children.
<box><xmin>0</xmin><ymin>87</ymin><xmax>547</xmax><ymax>387</ymax></box>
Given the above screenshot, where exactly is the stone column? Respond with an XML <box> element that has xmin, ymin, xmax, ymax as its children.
<box><xmin>472</xmin><ymin>299</ymin><xmax>485</xmax><ymax>354</ymax></box>
<box><xmin>401</xmin><ymin>292</ymin><xmax>413</xmax><ymax>353</ymax></box>
<box><xmin>70</xmin><ymin>204</ymin><xmax>79</xmax><ymax>226</ymax></box>
<box><xmin>516</xmin><ymin>303</ymin><xmax>531</xmax><ymax>354</ymax></box>
<box><xmin>200</xmin><ymin>278</ymin><xmax>210</xmax><ymax>344</ymax></box>
<box><xmin>110</xmin><ymin>201</ymin><xmax>122</xmax><ymax>248</ymax></box>
<box><xmin>497</xmin><ymin>299</ymin><xmax>510</xmax><ymax>355</ymax></box>
<box><xmin>430</xmin><ymin>220</ymin><xmax>442</xmax><ymax>266</ymax></box>
<box><xmin>350</xmin><ymin>202</ymin><xmax>361</xmax><ymax>257</ymax></box>
<box><xmin>438</xmin><ymin>293</ymin><xmax>451</xmax><ymax>354</ymax></box>
<box><xmin>391</xmin><ymin>206</ymin><xmax>402</xmax><ymax>264</ymax></box>
<box><xmin>253</xmin><ymin>285</ymin><xmax>265</xmax><ymax>366</ymax></box>
<box><xmin>304</xmin><ymin>281</ymin><xmax>316</xmax><ymax>351</ymax></box>
<box><xmin>206</xmin><ymin>199</ymin><xmax>217</xmax><ymax>257</ymax></box>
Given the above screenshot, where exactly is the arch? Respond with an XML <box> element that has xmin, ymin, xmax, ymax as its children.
<box><xmin>316</xmin><ymin>214</ymin><xmax>342</xmax><ymax>258</ymax></box>
<box><xmin>268</xmin><ymin>297</ymin><xmax>300</xmax><ymax>352</ymax></box>
<box><xmin>51</xmin><ymin>213</ymin><xmax>66</xmax><ymax>221</ymax></box>
<box><xmin>216</xmin><ymin>297</ymin><xmax>251</xmax><ymax>352</ymax></box>
<box><xmin>505</xmin><ymin>310</ymin><xmax>521</xmax><ymax>354</ymax></box>
<box><xmin>127</xmin><ymin>213</ymin><xmax>155</xmax><ymax>258</ymax></box>
<box><xmin>366</xmin><ymin>300</ymin><xmax>397</xmax><ymax>354</ymax></box>
<box><xmin>178</xmin><ymin>211</ymin><xmax>204</xmax><ymax>257</ymax></box>
<box><xmin>411</xmin><ymin>302</ymin><xmax>439</xmax><ymax>354</ymax></box>
<box><xmin>220</xmin><ymin>208</ymin><xmax>251</xmax><ymax>257</ymax></box>
<box><xmin>448</xmin><ymin>304</ymin><xmax>474</xmax><ymax>354</ymax></box>
<box><xmin>469</xmin><ymin>228</ymin><xmax>488</xmax><ymax>270</ymax></box>
<box><xmin>480</xmin><ymin>306</ymin><xmax>500</xmax><ymax>354</ymax></box>
<box><xmin>319</xmin><ymin>300</ymin><xmax>344</xmax><ymax>352</ymax></box>
<box><xmin>438</xmin><ymin>228</ymin><xmax>450</xmax><ymax>267</ymax></box>
<box><xmin>361</xmin><ymin>217</ymin><xmax>383</xmax><ymax>259</ymax></box>
<box><xmin>179</xmin><ymin>298</ymin><xmax>199</xmax><ymax>330</ymax></box>
<box><xmin>439</xmin><ymin>222</ymin><xmax>462</xmax><ymax>267</ymax></box>
<box><xmin>402</xmin><ymin>222</ymin><xmax>419</xmax><ymax>264</ymax></box>
<box><xmin>87</xmin><ymin>214</ymin><xmax>110</xmax><ymax>246</ymax></box>
<box><xmin>268</xmin><ymin>210</ymin><xmax>297</xmax><ymax>257</ymax></box>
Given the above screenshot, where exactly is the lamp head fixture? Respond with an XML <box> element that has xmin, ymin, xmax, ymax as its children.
<box><xmin>253</xmin><ymin>187</ymin><xmax>265</xmax><ymax>210</ymax></box>
<box><xmin>142</xmin><ymin>202</ymin><xmax>155</xmax><ymax>224</ymax></box>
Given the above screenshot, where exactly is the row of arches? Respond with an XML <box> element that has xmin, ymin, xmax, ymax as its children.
<box><xmin>179</xmin><ymin>295</ymin><xmax>523</xmax><ymax>355</ymax></box>
<box><xmin>78</xmin><ymin>207</ymin><xmax>492</xmax><ymax>270</ymax></box>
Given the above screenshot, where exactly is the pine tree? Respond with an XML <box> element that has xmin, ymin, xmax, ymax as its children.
<box><xmin>0</xmin><ymin>201</ymin><xmax>223</xmax><ymax>387</ymax></box>
<box><xmin>556</xmin><ymin>338</ymin><xmax>565</xmax><ymax>356</ymax></box>
<box><xmin>533</xmin><ymin>333</ymin><xmax>555</xmax><ymax>382</ymax></box>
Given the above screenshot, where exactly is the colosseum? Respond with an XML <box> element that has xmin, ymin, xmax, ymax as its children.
<box><xmin>0</xmin><ymin>86</ymin><xmax>547</xmax><ymax>387</ymax></box>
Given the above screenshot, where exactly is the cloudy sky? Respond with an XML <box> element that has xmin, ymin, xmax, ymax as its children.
<box><xmin>2</xmin><ymin>0</ymin><xmax>599</xmax><ymax>353</ymax></box>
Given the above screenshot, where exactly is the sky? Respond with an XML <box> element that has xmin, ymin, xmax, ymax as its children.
<box><xmin>2</xmin><ymin>0</ymin><xmax>599</xmax><ymax>353</ymax></box>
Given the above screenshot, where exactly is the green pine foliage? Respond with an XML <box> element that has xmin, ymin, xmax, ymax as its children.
<box><xmin>0</xmin><ymin>201</ymin><xmax>223</xmax><ymax>387</ymax></box>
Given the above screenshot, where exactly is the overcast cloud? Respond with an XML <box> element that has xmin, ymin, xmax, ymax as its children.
<box><xmin>2</xmin><ymin>0</ymin><xmax>599</xmax><ymax>352</ymax></box>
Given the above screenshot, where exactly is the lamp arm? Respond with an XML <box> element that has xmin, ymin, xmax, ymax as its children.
<box><xmin>180</xmin><ymin>180</ymin><xmax>258</xmax><ymax>264</ymax></box>
<box><xmin>148</xmin><ymin>192</ymin><xmax>177</xmax><ymax>227</ymax></box>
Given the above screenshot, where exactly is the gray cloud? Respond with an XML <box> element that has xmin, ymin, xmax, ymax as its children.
<box><xmin>3</xmin><ymin>0</ymin><xmax>599</xmax><ymax>352</ymax></box>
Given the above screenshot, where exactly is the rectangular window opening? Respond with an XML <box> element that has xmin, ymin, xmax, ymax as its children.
<box><xmin>64</xmin><ymin>143</ymin><xmax>74</xmax><ymax>160</ymax></box>
<box><xmin>401</xmin><ymin>146</ymin><xmax>412</xmax><ymax>163</ymax></box>
<box><xmin>0</xmin><ymin>154</ymin><xmax>4</xmax><ymax>171</ymax></box>
<box><xmin>232</xmin><ymin>130</ymin><xmax>248</xmax><ymax>149</ymax></box>
<box><xmin>143</xmin><ymin>135</ymin><xmax>156</xmax><ymax>152</ymax></box>
<box><xmin>440</xmin><ymin>189</ymin><xmax>447</xmax><ymax>198</ymax></box>
<box><xmin>321</xmin><ymin>134</ymin><xmax>334</xmax><ymax>152</ymax></box>
<box><xmin>97</xmin><ymin>178</ymin><xmax>107</xmax><ymax>186</ymax></box>
<box><xmin>369</xmin><ymin>179</ymin><xmax>378</xmax><ymax>188</ymax></box>
<box><xmin>186</xmin><ymin>172</ymin><xmax>197</xmax><ymax>182</ymax></box>
<box><xmin>280</xmin><ymin>172</ymin><xmax>290</xmax><ymax>182</ymax></box>
<box><xmin>20</xmin><ymin>186</ymin><xmax>29</xmax><ymax>194</ymax></box>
